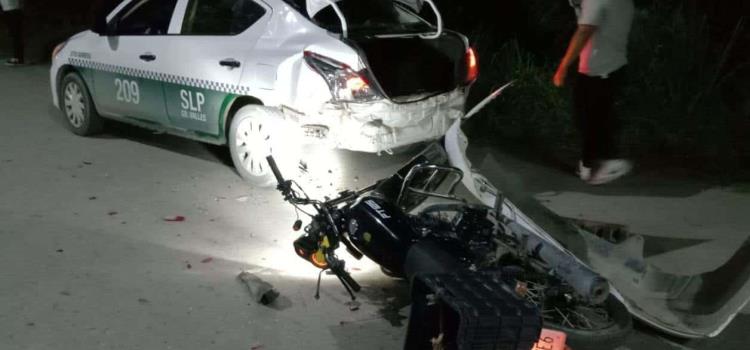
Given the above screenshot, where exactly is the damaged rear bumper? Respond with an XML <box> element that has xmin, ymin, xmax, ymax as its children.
<box><xmin>285</xmin><ymin>89</ymin><xmax>466</xmax><ymax>153</ymax></box>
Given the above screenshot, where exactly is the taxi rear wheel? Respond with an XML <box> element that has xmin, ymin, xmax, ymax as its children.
<box><xmin>60</xmin><ymin>72</ymin><xmax>103</xmax><ymax>136</ymax></box>
<box><xmin>229</xmin><ymin>106</ymin><xmax>299</xmax><ymax>186</ymax></box>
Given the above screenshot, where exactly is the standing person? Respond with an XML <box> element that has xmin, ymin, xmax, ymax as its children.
<box><xmin>0</xmin><ymin>0</ymin><xmax>24</xmax><ymax>66</ymax></box>
<box><xmin>553</xmin><ymin>0</ymin><xmax>634</xmax><ymax>185</ymax></box>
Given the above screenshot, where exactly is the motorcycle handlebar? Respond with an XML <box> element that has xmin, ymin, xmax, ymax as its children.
<box><xmin>266</xmin><ymin>156</ymin><xmax>285</xmax><ymax>185</ymax></box>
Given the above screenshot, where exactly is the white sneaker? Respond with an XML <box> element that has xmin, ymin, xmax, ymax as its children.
<box><xmin>577</xmin><ymin>161</ymin><xmax>592</xmax><ymax>181</ymax></box>
<box><xmin>588</xmin><ymin>159</ymin><xmax>633</xmax><ymax>185</ymax></box>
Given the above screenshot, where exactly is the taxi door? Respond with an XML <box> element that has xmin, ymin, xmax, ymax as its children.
<box><xmin>157</xmin><ymin>0</ymin><xmax>271</xmax><ymax>139</ymax></box>
<box><xmin>91</xmin><ymin>0</ymin><xmax>180</xmax><ymax>125</ymax></box>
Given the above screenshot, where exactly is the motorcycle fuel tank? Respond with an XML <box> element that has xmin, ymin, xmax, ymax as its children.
<box><xmin>347</xmin><ymin>195</ymin><xmax>419</xmax><ymax>275</ymax></box>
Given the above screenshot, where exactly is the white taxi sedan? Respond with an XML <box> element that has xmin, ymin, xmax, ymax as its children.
<box><xmin>50</xmin><ymin>0</ymin><xmax>478</xmax><ymax>184</ymax></box>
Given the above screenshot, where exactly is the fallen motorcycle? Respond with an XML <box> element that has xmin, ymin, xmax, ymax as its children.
<box><xmin>265</xmin><ymin>87</ymin><xmax>632</xmax><ymax>349</ymax></box>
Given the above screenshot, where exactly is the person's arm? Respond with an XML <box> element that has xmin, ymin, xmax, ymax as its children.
<box><xmin>553</xmin><ymin>24</ymin><xmax>597</xmax><ymax>87</ymax></box>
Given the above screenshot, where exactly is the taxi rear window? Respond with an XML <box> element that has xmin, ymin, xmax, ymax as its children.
<box><xmin>182</xmin><ymin>0</ymin><xmax>266</xmax><ymax>35</ymax></box>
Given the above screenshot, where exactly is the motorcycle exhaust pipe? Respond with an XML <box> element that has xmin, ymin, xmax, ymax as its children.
<box><xmin>508</xmin><ymin>222</ymin><xmax>610</xmax><ymax>305</ymax></box>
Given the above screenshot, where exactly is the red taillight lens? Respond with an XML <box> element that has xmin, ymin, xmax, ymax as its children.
<box><xmin>466</xmin><ymin>47</ymin><xmax>479</xmax><ymax>84</ymax></box>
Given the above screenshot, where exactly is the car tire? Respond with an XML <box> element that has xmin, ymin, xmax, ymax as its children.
<box><xmin>229</xmin><ymin>105</ymin><xmax>299</xmax><ymax>187</ymax></box>
<box><xmin>60</xmin><ymin>72</ymin><xmax>103</xmax><ymax>136</ymax></box>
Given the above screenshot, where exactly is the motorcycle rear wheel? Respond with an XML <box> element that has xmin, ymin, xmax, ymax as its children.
<box><xmin>542</xmin><ymin>295</ymin><xmax>632</xmax><ymax>350</ymax></box>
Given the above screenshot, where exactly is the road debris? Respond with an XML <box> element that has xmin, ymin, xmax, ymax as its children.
<box><xmin>88</xmin><ymin>196</ymin><xmax>97</xmax><ymax>200</ymax></box>
<box><xmin>163</xmin><ymin>215</ymin><xmax>186</xmax><ymax>222</ymax></box>
<box><xmin>201</xmin><ymin>257</ymin><xmax>213</xmax><ymax>264</ymax></box>
<box><xmin>56</xmin><ymin>249</ymin><xmax>64</xmax><ymax>253</ymax></box>
<box><xmin>237</xmin><ymin>271</ymin><xmax>279</xmax><ymax>305</ymax></box>
<box><xmin>107</xmin><ymin>211</ymin><xmax>118</xmax><ymax>216</ymax></box>
<box><xmin>235</xmin><ymin>195</ymin><xmax>251</xmax><ymax>203</ymax></box>
<box><xmin>346</xmin><ymin>300</ymin><xmax>361</xmax><ymax>311</ymax></box>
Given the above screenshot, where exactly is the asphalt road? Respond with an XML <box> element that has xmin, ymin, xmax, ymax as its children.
<box><xmin>1</xmin><ymin>64</ymin><xmax>748</xmax><ymax>350</ymax></box>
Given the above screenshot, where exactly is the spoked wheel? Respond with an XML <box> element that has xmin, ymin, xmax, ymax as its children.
<box><xmin>521</xmin><ymin>280</ymin><xmax>632</xmax><ymax>350</ymax></box>
<box><xmin>60</xmin><ymin>72</ymin><xmax>103</xmax><ymax>136</ymax></box>
<box><xmin>229</xmin><ymin>105</ymin><xmax>299</xmax><ymax>186</ymax></box>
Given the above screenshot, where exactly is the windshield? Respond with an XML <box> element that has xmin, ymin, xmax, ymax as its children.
<box><xmin>284</xmin><ymin>0</ymin><xmax>433</xmax><ymax>35</ymax></box>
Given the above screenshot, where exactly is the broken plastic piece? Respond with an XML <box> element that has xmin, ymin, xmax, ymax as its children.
<box><xmin>163</xmin><ymin>215</ymin><xmax>186</xmax><ymax>222</ymax></box>
<box><xmin>345</xmin><ymin>300</ymin><xmax>360</xmax><ymax>311</ymax></box>
<box><xmin>237</xmin><ymin>271</ymin><xmax>280</xmax><ymax>305</ymax></box>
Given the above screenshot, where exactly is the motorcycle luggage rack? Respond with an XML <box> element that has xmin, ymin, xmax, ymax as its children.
<box><xmin>396</xmin><ymin>164</ymin><xmax>464</xmax><ymax>208</ymax></box>
<box><xmin>405</xmin><ymin>271</ymin><xmax>542</xmax><ymax>350</ymax></box>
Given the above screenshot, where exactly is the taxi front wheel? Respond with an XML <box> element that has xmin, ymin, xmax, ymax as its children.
<box><xmin>229</xmin><ymin>105</ymin><xmax>299</xmax><ymax>186</ymax></box>
<box><xmin>60</xmin><ymin>72</ymin><xmax>103</xmax><ymax>136</ymax></box>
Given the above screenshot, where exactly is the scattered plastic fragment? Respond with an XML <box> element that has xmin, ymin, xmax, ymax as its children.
<box><xmin>250</xmin><ymin>345</ymin><xmax>264</xmax><ymax>350</ymax></box>
<box><xmin>107</xmin><ymin>211</ymin><xmax>118</xmax><ymax>216</ymax></box>
<box><xmin>237</xmin><ymin>271</ymin><xmax>279</xmax><ymax>305</ymax></box>
<box><xmin>56</xmin><ymin>249</ymin><xmax>64</xmax><ymax>253</ymax></box>
<box><xmin>201</xmin><ymin>257</ymin><xmax>213</xmax><ymax>264</ymax></box>
<box><xmin>82</xmin><ymin>161</ymin><xmax>93</xmax><ymax>165</ymax></box>
<box><xmin>236</xmin><ymin>195</ymin><xmax>250</xmax><ymax>203</ymax></box>
<box><xmin>186</xmin><ymin>262</ymin><xmax>192</xmax><ymax>269</ymax></box>
<box><xmin>163</xmin><ymin>215</ymin><xmax>186</xmax><ymax>222</ymax></box>
<box><xmin>346</xmin><ymin>300</ymin><xmax>361</xmax><ymax>311</ymax></box>
<box><xmin>88</xmin><ymin>196</ymin><xmax>97</xmax><ymax>200</ymax></box>
<box><xmin>138</xmin><ymin>298</ymin><xmax>150</xmax><ymax>304</ymax></box>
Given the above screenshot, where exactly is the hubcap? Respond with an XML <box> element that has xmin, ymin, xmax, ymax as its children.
<box><xmin>63</xmin><ymin>82</ymin><xmax>86</xmax><ymax>128</ymax></box>
<box><xmin>235</xmin><ymin>118</ymin><xmax>273</xmax><ymax>177</ymax></box>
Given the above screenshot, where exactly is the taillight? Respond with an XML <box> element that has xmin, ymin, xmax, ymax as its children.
<box><xmin>466</xmin><ymin>47</ymin><xmax>479</xmax><ymax>84</ymax></box>
<box><xmin>303</xmin><ymin>51</ymin><xmax>382</xmax><ymax>103</ymax></box>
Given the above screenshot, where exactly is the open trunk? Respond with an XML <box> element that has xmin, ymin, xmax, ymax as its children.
<box><xmin>349</xmin><ymin>32</ymin><xmax>470</xmax><ymax>102</ymax></box>
<box><xmin>292</xmin><ymin>0</ymin><xmax>472</xmax><ymax>102</ymax></box>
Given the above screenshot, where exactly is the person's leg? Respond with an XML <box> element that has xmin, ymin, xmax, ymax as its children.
<box><xmin>590</xmin><ymin>73</ymin><xmax>617</xmax><ymax>161</ymax></box>
<box><xmin>574</xmin><ymin>72</ymin><xmax>597</xmax><ymax>170</ymax></box>
<box><xmin>5</xmin><ymin>9</ymin><xmax>24</xmax><ymax>63</ymax></box>
<box><xmin>587</xmin><ymin>68</ymin><xmax>632</xmax><ymax>184</ymax></box>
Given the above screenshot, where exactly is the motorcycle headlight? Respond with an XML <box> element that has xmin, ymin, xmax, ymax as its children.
<box><xmin>304</xmin><ymin>51</ymin><xmax>382</xmax><ymax>103</ymax></box>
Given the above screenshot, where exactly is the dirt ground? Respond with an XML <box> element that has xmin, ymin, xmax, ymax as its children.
<box><xmin>1</xmin><ymin>64</ymin><xmax>748</xmax><ymax>350</ymax></box>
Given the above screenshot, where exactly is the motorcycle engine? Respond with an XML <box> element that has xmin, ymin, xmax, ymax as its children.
<box><xmin>417</xmin><ymin>204</ymin><xmax>502</xmax><ymax>266</ymax></box>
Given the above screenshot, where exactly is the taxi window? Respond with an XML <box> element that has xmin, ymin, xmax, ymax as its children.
<box><xmin>115</xmin><ymin>0</ymin><xmax>179</xmax><ymax>35</ymax></box>
<box><xmin>181</xmin><ymin>0</ymin><xmax>266</xmax><ymax>35</ymax></box>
